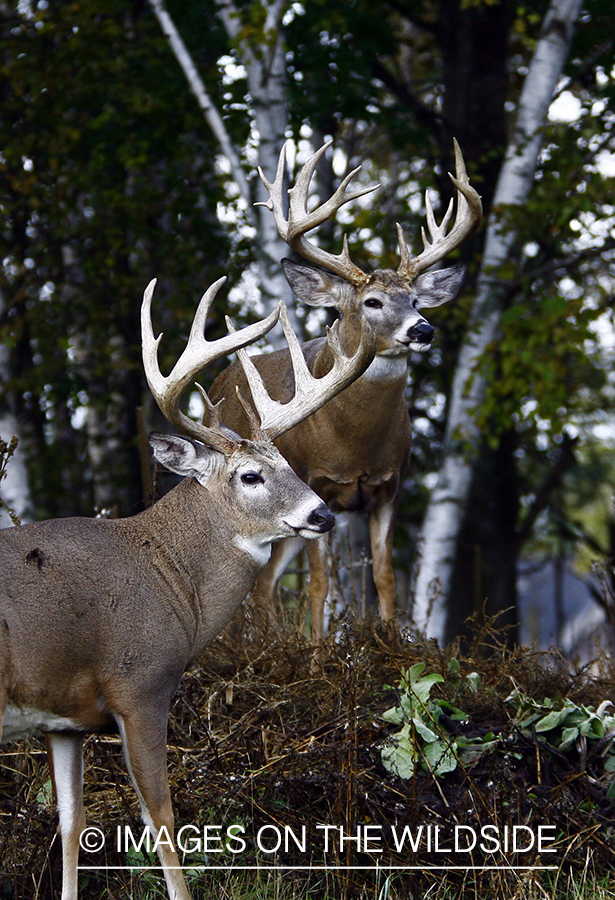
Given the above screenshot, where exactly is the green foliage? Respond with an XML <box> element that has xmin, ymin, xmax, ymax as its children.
<box><xmin>381</xmin><ymin>665</ymin><xmax>615</xmax><ymax>792</ymax></box>
<box><xmin>508</xmin><ymin>688</ymin><xmax>615</xmax><ymax>790</ymax></box>
<box><xmin>0</xmin><ymin>0</ymin><xmax>232</xmax><ymax>516</ymax></box>
<box><xmin>380</xmin><ymin>662</ymin><xmax>497</xmax><ymax>779</ymax></box>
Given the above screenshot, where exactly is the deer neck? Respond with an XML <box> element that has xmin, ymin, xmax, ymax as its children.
<box><xmin>130</xmin><ymin>478</ymin><xmax>261</xmax><ymax>654</ymax></box>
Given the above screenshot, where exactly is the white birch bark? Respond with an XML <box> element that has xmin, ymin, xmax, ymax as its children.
<box><xmin>214</xmin><ymin>0</ymin><xmax>295</xmax><ymax>318</ymax></box>
<box><xmin>148</xmin><ymin>0</ymin><xmax>298</xmax><ymax>339</ymax></box>
<box><xmin>0</xmin><ymin>291</ymin><xmax>32</xmax><ymax>527</ymax></box>
<box><xmin>147</xmin><ymin>0</ymin><xmax>251</xmax><ymax>206</ymax></box>
<box><xmin>412</xmin><ymin>0</ymin><xmax>584</xmax><ymax>640</ymax></box>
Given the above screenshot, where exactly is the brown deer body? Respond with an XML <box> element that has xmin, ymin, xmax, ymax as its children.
<box><xmin>0</xmin><ymin>277</ymin><xmax>373</xmax><ymax>900</ymax></box>
<box><xmin>210</xmin><ymin>142</ymin><xmax>482</xmax><ymax>650</ymax></box>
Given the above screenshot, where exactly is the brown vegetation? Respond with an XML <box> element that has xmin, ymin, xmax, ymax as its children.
<box><xmin>1</xmin><ymin>606</ymin><xmax>614</xmax><ymax>899</ymax></box>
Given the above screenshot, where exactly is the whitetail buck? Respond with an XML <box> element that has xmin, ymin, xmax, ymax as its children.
<box><xmin>210</xmin><ymin>140</ymin><xmax>482</xmax><ymax>652</ymax></box>
<box><xmin>0</xmin><ymin>276</ymin><xmax>374</xmax><ymax>900</ymax></box>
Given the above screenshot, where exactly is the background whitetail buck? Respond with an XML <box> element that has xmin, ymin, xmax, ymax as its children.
<box><xmin>0</xmin><ymin>276</ymin><xmax>374</xmax><ymax>900</ymax></box>
<box><xmin>210</xmin><ymin>141</ymin><xmax>482</xmax><ymax>654</ymax></box>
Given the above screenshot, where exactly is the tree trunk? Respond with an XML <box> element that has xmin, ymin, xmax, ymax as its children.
<box><xmin>436</xmin><ymin>0</ymin><xmax>514</xmax><ymax>644</ymax></box>
<box><xmin>446</xmin><ymin>430</ymin><xmax>521</xmax><ymax>645</ymax></box>
<box><xmin>412</xmin><ymin>0</ymin><xmax>584</xmax><ymax>642</ymax></box>
<box><xmin>216</xmin><ymin>0</ymin><xmax>297</xmax><ymax>328</ymax></box>
<box><xmin>0</xmin><ymin>289</ymin><xmax>32</xmax><ymax>527</ymax></box>
<box><xmin>149</xmin><ymin>0</ymin><xmax>299</xmax><ymax>341</ymax></box>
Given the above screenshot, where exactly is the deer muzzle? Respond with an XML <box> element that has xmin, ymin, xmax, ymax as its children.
<box><xmin>307</xmin><ymin>504</ymin><xmax>336</xmax><ymax>533</ymax></box>
<box><xmin>408</xmin><ymin>321</ymin><xmax>435</xmax><ymax>345</ymax></box>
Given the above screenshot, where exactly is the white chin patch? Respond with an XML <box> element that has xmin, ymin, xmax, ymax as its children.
<box><xmin>410</xmin><ymin>341</ymin><xmax>432</xmax><ymax>353</ymax></box>
<box><xmin>296</xmin><ymin>525</ymin><xmax>324</xmax><ymax>539</ymax></box>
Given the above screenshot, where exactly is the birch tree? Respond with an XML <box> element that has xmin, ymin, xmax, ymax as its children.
<box><xmin>412</xmin><ymin>0</ymin><xmax>585</xmax><ymax>641</ymax></box>
<box><xmin>148</xmin><ymin>0</ymin><xmax>300</xmax><ymax>337</ymax></box>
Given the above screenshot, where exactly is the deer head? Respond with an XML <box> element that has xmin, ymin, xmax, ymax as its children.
<box><xmin>257</xmin><ymin>140</ymin><xmax>482</xmax><ymax>358</ymax></box>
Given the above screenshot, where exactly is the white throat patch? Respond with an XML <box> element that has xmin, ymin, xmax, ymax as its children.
<box><xmin>233</xmin><ymin>535</ymin><xmax>273</xmax><ymax>567</ymax></box>
<box><xmin>362</xmin><ymin>354</ymin><xmax>408</xmax><ymax>382</ymax></box>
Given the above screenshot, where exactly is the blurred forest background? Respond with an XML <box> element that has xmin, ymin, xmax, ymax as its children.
<box><xmin>1</xmin><ymin>0</ymin><xmax>615</xmax><ymax>654</ymax></box>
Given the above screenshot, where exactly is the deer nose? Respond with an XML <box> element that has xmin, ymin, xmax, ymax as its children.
<box><xmin>409</xmin><ymin>321</ymin><xmax>434</xmax><ymax>344</ymax></box>
<box><xmin>308</xmin><ymin>505</ymin><xmax>335</xmax><ymax>533</ymax></box>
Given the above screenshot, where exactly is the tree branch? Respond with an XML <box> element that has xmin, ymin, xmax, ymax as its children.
<box><xmin>147</xmin><ymin>0</ymin><xmax>252</xmax><ymax>212</ymax></box>
<box><xmin>516</xmin><ymin>434</ymin><xmax>578</xmax><ymax>547</ymax></box>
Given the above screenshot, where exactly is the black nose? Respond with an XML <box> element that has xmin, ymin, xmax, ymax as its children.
<box><xmin>308</xmin><ymin>505</ymin><xmax>335</xmax><ymax>533</ymax></box>
<box><xmin>409</xmin><ymin>321</ymin><xmax>434</xmax><ymax>344</ymax></box>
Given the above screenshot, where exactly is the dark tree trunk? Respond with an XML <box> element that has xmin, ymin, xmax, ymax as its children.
<box><xmin>438</xmin><ymin>0</ymin><xmax>510</xmax><ymax>216</ymax></box>
<box><xmin>437</xmin><ymin>0</ymin><xmax>520</xmax><ymax>643</ymax></box>
<box><xmin>446</xmin><ymin>430</ymin><xmax>520</xmax><ymax>646</ymax></box>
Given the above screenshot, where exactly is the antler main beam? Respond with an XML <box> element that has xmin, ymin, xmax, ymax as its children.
<box><xmin>259</xmin><ymin>139</ymin><xmax>481</xmax><ymax>285</ymax></box>
<box><xmin>397</xmin><ymin>139</ymin><xmax>483</xmax><ymax>278</ymax></box>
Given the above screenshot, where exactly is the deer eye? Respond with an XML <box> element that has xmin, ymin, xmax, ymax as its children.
<box><xmin>241</xmin><ymin>472</ymin><xmax>264</xmax><ymax>485</ymax></box>
<box><xmin>364</xmin><ymin>297</ymin><xmax>383</xmax><ymax>309</ymax></box>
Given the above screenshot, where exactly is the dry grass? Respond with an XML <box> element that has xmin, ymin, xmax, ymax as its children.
<box><xmin>1</xmin><ymin>603</ymin><xmax>615</xmax><ymax>899</ymax></box>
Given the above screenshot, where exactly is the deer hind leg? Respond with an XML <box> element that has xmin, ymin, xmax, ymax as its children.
<box><xmin>368</xmin><ymin>493</ymin><xmax>398</xmax><ymax>622</ymax></box>
<box><xmin>116</xmin><ymin>711</ymin><xmax>191</xmax><ymax>900</ymax></box>
<box><xmin>306</xmin><ymin>534</ymin><xmax>330</xmax><ymax>666</ymax></box>
<box><xmin>46</xmin><ymin>733</ymin><xmax>86</xmax><ymax>900</ymax></box>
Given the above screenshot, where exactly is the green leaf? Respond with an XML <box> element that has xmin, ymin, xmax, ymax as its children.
<box><xmin>465</xmin><ymin>672</ymin><xmax>480</xmax><ymax>693</ymax></box>
<box><xmin>381</xmin><ymin>706</ymin><xmax>405</xmax><ymax>725</ymax></box>
<box><xmin>559</xmin><ymin>726</ymin><xmax>580</xmax><ymax>750</ymax></box>
<box><xmin>413</xmin><ymin>718</ymin><xmax>438</xmax><ymax>743</ymax></box>
<box><xmin>447</xmin><ymin>658</ymin><xmax>461</xmax><ymax>677</ymax></box>
<box><xmin>381</xmin><ymin>725</ymin><xmax>417</xmax><ymax>780</ymax></box>
<box><xmin>423</xmin><ymin>739</ymin><xmax>458</xmax><ymax>776</ymax></box>
<box><xmin>534</xmin><ymin>708</ymin><xmax>572</xmax><ymax>732</ymax></box>
<box><xmin>604</xmin><ymin>755</ymin><xmax>615</xmax><ymax>774</ymax></box>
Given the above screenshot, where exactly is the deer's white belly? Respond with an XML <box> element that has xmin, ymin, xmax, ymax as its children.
<box><xmin>1</xmin><ymin>704</ymin><xmax>80</xmax><ymax>743</ymax></box>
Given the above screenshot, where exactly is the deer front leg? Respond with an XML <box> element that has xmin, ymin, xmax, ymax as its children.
<box><xmin>306</xmin><ymin>534</ymin><xmax>330</xmax><ymax>666</ymax></box>
<box><xmin>46</xmin><ymin>733</ymin><xmax>86</xmax><ymax>900</ymax></box>
<box><xmin>368</xmin><ymin>486</ymin><xmax>398</xmax><ymax>622</ymax></box>
<box><xmin>116</xmin><ymin>712</ymin><xmax>191</xmax><ymax>900</ymax></box>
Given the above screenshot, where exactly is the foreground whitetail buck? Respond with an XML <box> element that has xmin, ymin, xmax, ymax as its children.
<box><xmin>0</xmin><ymin>277</ymin><xmax>374</xmax><ymax>900</ymax></box>
<box><xmin>210</xmin><ymin>141</ymin><xmax>482</xmax><ymax>651</ymax></box>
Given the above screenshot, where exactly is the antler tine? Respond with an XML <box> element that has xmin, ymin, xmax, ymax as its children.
<box><xmin>397</xmin><ymin>139</ymin><xmax>482</xmax><ymax>279</ymax></box>
<box><xmin>256</xmin><ymin>141</ymin><xmax>289</xmax><ymax>237</ymax></box>
<box><xmin>141</xmin><ymin>278</ymin><xmax>281</xmax><ymax>453</ymax></box>
<box><xmin>257</xmin><ymin>141</ymin><xmax>379</xmax><ymax>287</ymax></box>
<box><xmin>229</xmin><ymin>301</ymin><xmax>376</xmax><ymax>442</ymax></box>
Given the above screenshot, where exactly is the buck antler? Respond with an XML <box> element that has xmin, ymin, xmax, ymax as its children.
<box><xmin>142</xmin><ymin>278</ymin><xmax>374</xmax><ymax>451</ymax></box>
<box><xmin>259</xmin><ymin>139</ymin><xmax>482</xmax><ymax>285</ymax></box>
<box><xmin>257</xmin><ymin>140</ymin><xmax>379</xmax><ymax>287</ymax></box>
<box><xmin>397</xmin><ymin>139</ymin><xmax>482</xmax><ymax>279</ymax></box>
<box><xmin>141</xmin><ymin>277</ymin><xmax>281</xmax><ymax>453</ymax></box>
<box><xmin>227</xmin><ymin>303</ymin><xmax>376</xmax><ymax>441</ymax></box>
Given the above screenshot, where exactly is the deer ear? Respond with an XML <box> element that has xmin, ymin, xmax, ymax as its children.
<box><xmin>149</xmin><ymin>432</ymin><xmax>223</xmax><ymax>484</ymax></box>
<box><xmin>281</xmin><ymin>259</ymin><xmax>355</xmax><ymax>309</ymax></box>
<box><xmin>413</xmin><ymin>264</ymin><xmax>465</xmax><ymax>308</ymax></box>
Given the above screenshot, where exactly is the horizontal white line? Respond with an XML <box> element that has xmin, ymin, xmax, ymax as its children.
<box><xmin>78</xmin><ymin>865</ymin><xmax>559</xmax><ymax>872</ymax></box>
